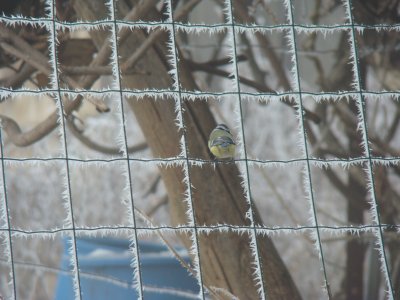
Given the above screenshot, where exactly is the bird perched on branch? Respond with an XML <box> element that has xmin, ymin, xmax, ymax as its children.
<box><xmin>208</xmin><ymin>124</ymin><xmax>236</xmax><ymax>160</ymax></box>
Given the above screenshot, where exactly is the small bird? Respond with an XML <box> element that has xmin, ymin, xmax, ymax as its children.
<box><xmin>208</xmin><ymin>124</ymin><xmax>236</xmax><ymax>159</ymax></box>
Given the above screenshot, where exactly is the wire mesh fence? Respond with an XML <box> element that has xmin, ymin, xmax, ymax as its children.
<box><xmin>0</xmin><ymin>0</ymin><xmax>399</xmax><ymax>299</ymax></box>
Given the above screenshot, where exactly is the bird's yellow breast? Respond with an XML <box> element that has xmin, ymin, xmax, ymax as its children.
<box><xmin>209</xmin><ymin>143</ymin><xmax>236</xmax><ymax>159</ymax></box>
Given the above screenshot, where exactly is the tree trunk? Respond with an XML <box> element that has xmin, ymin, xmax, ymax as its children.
<box><xmin>74</xmin><ymin>1</ymin><xmax>302</xmax><ymax>299</ymax></box>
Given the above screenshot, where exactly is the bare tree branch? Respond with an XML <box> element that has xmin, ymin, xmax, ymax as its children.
<box><xmin>0</xmin><ymin>1</ymin><xmax>159</xmax><ymax>147</ymax></box>
<box><xmin>66</xmin><ymin>117</ymin><xmax>148</xmax><ymax>155</ymax></box>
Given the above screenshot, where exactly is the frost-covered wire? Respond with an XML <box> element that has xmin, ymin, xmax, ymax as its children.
<box><xmin>164</xmin><ymin>0</ymin><xmax>206</xmax><ymax>298</ymax></box>
<box><xmin>285</xmin><ymin>0</ymin><xmax>332</xmax><ymax>297</ymax></box>
<box><xmin>343</xmin><ymin>0</ymin><xmax>395</xmax><ymax>298</ymax></box>
<box><xmin>107</xmin><ymin>0</ymin><xmax>145</xmax><ymax>298</ymax></box>
<box><xmin>46</xmin><ymin>0</ymin><xmax>83</xmax><ymax>299</ymax></box>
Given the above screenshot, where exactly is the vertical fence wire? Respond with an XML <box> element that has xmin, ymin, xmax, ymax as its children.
<box><xmin>0</xmin><ymin>128</ymin><xmax>17</xmax><ymax>299</ymax></box>
<box><xmin>345</xmin><ymin>0</ymin><xmax>395</xmax><ymax>298</ymax></box>
<box><xmin>225</xmin><ymin>0</ymin><xmax>267</xmax><ymax>298</ymax></box>
<box><xmin>108</xmin><ymin>0</ymin><xmax>144</xmax><ymax>298</ymax></box>
<box><xmin>48</xmin><ymin>0</ymin><xmax>83</xmax><ymax>298</ymax></box>
<box><xmin>286</xmin><ymin>0</ymin><xmax>332</xmax><ymax>298</ymax></box>
<box><xmin>166</xmin><ymin>0</ymin><xmax>206</xmax><ymax>298</ymax></box>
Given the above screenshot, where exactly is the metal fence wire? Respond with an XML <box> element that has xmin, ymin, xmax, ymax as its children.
<box><xmin>0</xmin><ymin>0</ymin><xmax>399</xmax><ymax>299</ymax></box>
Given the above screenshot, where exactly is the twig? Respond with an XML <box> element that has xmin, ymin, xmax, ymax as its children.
<box><xmin>120</xmin><ymin>0</ymin><xmax>201</xmax><ymax>73</ymax></box>
<box><xmin>334</xmin><ymin>101</ymin><xmax>400</xmax><ymax>158</ymax></box>
<box><xmin>200</xmin><ymin>55</ymin><xmax>247</xmax><ymax>67</ymax></box>
<box><xmin>142</xmin><ymin>174</ymin><xmax>162</xmax><ymax>198</ymax></box>
<box><xmin>0</xmin><ymin>0</ymin><xmax>203</xmax><ymax>148</ymax></box>
<box><xmin>256</xmin><ymin>0</ymin><xmax>280</xmax><ymax>24</ymax></box>
<box><xmin>204</xmin><ymin>31</ymin><xmax>229</xmax><ymax>87</ymax></box>
<box><xmin>187</xmin><ymin>58</ymin><xmax>321</xmax><ymax>124</ymax></box>
<box><xmin>134</xmin><ymin>207</ymin><xmax>226</xmax><ymax>300</ymax></box>
<box><xmin>0</xmin><ymin>41</ymin><xmax>49</xmax><ymax>75</ymax></box>
<box><xmin>0</xmin><ymin>25</ymin><xmax>110</xmax><ymax>113</ymax></box>
<box><xmin>240</xmin><ymin>32</ymin><xmax>269</xmax><ymax>87</ymax></box>
<box><xmin>66</xmin><ymin>117</ymin><xmax>148</xmax><ymax>154</ymax></box>
<box><xmin>0</xmin><ymin>25</ymin><xmax>50</xmax><ymax>71</ymax></box>
<box><xmin>0</xmin><ymin>1</ymin><xmax>159</xmax><ymax>147</ymax></box>
<box><xmin>384</xmin><ymin>99</ymin><xmax>400</xmax><ymax>143</ymax></box>
<box><xmin>233</xmin><ymin>1</ymin><xmax>291</xmax><ymax>90</ymax></box>
<box><xmin>0</xmin><ymin>111</ymin><xmax>62</xmax><ymax>146</ymax></box>
<box><xmin>188</xmin><ymin>58</ymin><xmax>273</xmax><ymax>92</ymax></box>
<box><xmin>146</xmin><ymin>195</ymin><xmax>168</xmax><ymax>217</ymax></box>
<box><xmin>0</xmin><ymin>63</ymin><xmax>37</xmax><ymax>89</ymax></box>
